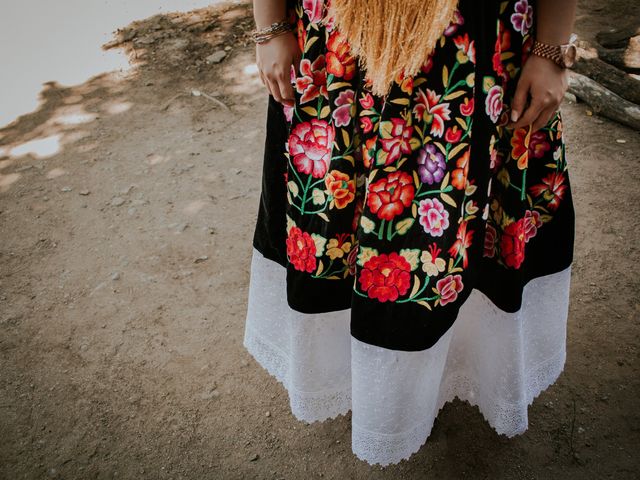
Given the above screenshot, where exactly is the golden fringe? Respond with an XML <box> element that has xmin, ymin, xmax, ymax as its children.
<box><xmin>323</xmin><ymin>0</ymin><xmax>459</xmax><ymax>97</ymax></box>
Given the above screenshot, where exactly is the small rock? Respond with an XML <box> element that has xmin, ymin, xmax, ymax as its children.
<box><xmin>200</xmin><ymin>389</ymin><xmax>220</xmax><ymax>400</ymax></box>
<box><xmin>79</xmin><ymin>189</ymin><xmax>90</xmax><ymax>196</ymax></box>
<box><xmin>265</xmin><ymin>411</ymin><xmax>271</xmax><ymax>417</ymax></box>
<box><xmin>615</xmin><ymin>139</ymin><xmax>627</xmax><ymax>144</ymax></box>
<box><xmin>206</xmin><ymin>50</ymin><xmax>227</xmax><ymax>64</ymax></box>
<box><xmin>224</xmin><ymin>45</ymin><xmax>232</xmax><ymax>51</ymax></box>
<box><xmin>111</xmin><ymin>272</ymin><xmax>121</xmax><ymax>281</ymax></box>
<box><xmin>577</xmin><ymin>427</ymin><xmax>585</xmax><ymax>434</ymax></box>
<box><xmin>194</xmin><ymin>256</ymin><xmax>209</xmax><ymax>264</ymax></box>
<box><xmin>61</xmin><ymin>186</ymin><xmax>72</xmax><ymax>192</ymax></box>
<box><xmin>249</xmin><ymin>453</ymin><xmax>259</xmax><ymax>462</ymax></box>
<box><xmin>111</xmin><ymin>197</ymin><xmax>126</xmax><ymax>207</ymax></box>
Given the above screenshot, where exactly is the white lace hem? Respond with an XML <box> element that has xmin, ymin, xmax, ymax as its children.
<box><xmin>243</xmin><ymin>247</ymin><xmax>571</xmax><ymax>466</ymax></box>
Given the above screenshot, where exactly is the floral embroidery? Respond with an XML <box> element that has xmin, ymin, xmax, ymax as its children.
<box><xmin>280</xmin><ymin>0</ymin><xmax>572</xmax><ymax>314</ymax></box>
<box><xmin>359</xmin><ymin>252</ymin><xmax>412</xmax><ymax>302</ymax></box>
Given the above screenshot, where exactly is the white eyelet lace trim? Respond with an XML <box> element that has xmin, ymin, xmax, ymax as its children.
<box><xmin>243</xmin><ymin>247</ymin><xmax>572</xmax><ymax>466</ymax></box>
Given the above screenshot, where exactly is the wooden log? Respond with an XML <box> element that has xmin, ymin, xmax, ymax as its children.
<box><xmin>596</xmin><ymin>42</ymin><xmax>640</xmax><ymax>73</ymax></box>
<box><xmin>596</xmin><ymin>26</ymin><xmax>640</xmax><ymax>49</ymax></box>
<box><xmin>572</xmin><ymin>48</ymin><xmax>640</xmax><ymax>104</ymax></box>
<box><xmin>568</xmin><ymin>71</ymin><xmax>640</xmax><ymax>131</ymax></box>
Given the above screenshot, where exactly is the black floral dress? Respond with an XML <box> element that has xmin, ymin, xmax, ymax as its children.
<box><xmin>252</xmin><ymin>0</ymin><xmax>575</xmax><ymax>352</ymax></box>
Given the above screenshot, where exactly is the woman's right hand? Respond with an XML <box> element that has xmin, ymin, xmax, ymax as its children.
<box><xmin>256</xmin><ymin>31</ymin><xmax>302</xmax><ymax>107</ymax></box>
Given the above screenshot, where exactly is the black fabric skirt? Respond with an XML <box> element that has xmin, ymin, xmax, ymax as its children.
<box><xmin>251</xmin><ymin>0</ymin><xmax>575</xmax><ymax>352</ymax></box>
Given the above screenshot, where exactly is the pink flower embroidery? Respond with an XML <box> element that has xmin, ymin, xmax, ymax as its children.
<box><xmin>418</xmin><ymin>197</ymin><xmax>450</xmax><ymax>237</ymax></box>
<box><xmin>295</xmin><ymin>55</ymin><xmax>328</xmax><ymax>104</ymax></box>
<box><xmin>288</xmin><ymin>119</ymin><xmax>335</xmax><ymax>178</ymax></box>
<box><xmin>332</xmin><ymin>89</ymin><xmax>355</xmax><ymax>127</ymax></box>
<box><xmin>436</xmin><ymin>274</ymin><xmax>464</xmax><ymax>306</ymax></box>
<box><xmin>523</xmin><ymin>209</ymin><xmax>542</xmax><ymax>242</ymax></box>
<box><xmin>483</xmin><ymin>223</ymin><xmax>497</xmax><ymax>258</ymax></box>
<box><xmin>379</xmin><ymin>117</ymin><xmax>414</xmax><ymax>165</ymax></box>
<box><xmin>485</xmin><ymin>84</ymin><xmax>504</xmax><ymax>123</ymax></box>
<box><xmin>302</xmin><ymin>0</ymin><xmax>324</xmax><ymax>23</ymax></box>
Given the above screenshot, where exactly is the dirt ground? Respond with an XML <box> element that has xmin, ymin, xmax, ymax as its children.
<box><xmin>1</xmin><ymin>1</ymin><xmax>638</xmax><ymax>479</ymax></box>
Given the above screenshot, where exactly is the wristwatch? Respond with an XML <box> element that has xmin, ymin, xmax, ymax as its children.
<box><xmin>531</xmin><ymin>35</ymin><xmax>577</xmax><ymax>68</ymax></box>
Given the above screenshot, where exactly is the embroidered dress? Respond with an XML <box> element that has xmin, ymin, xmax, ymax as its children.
<box><xmin>243</xmin><ymin>0</ymin><xmax>575</xmax><ymax>466</ymax></box>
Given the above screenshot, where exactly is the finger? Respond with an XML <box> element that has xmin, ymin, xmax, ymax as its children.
<box><xmin>509</xmin><ymin>76</ymin><xmax>530</xmax><ymax>125</ymax></box>
<box><xmin>265</xmin><ymin>75</ymin><xmax>284</xmax><ymax>104</ymax></box>
<box><xmin>531</xmin><ymin>105</ymin><xmax>558</xmax><ymax>133</ymax></box>
<box><xmin>512</xmin><ymin>96</ymin><xmax>545</xmax><ymax>130</ymax></box>
<box><xmin>275</xmin><ymin>68</ymin><xmax>295</xmax><ymax>106</ymax></box>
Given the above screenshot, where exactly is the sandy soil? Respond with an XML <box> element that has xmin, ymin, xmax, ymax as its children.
<box><xmin>1</xmin><ymin>1</ymin><xmax>639</xmax><ymax>479</ymax></box>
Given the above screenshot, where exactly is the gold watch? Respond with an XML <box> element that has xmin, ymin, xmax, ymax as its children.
<box><xmin>531</xmin><ymin>35</ymin><xmax>577</xmax><ymax>68</ymax></box>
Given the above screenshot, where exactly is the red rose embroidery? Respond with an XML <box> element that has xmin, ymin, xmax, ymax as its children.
<box><xmin>359</xmin><ymin>252</ymin><xmax>412</xmax><ymax>302</ymax></box>
<box><xmin>500</xmin><ymin>218</ymin><xmax>526</xmax><ymax>269</ymax></box>
<box><xmin>289</xmin><ymin>119</ymin><xmax>335</xmax><ymax>178</ymax></box>
<box><xmin>367</xmin><ymin>171</ymin><xmax>415</xmax><ymax>221</ymax></box>
<box><xmin>286</xmin><ymin>226</ymin><xmax>317</xmax><ymax>273</ymax></box>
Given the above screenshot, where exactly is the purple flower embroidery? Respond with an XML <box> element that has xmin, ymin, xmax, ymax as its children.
<box><xmin>332</xmin><ymin>89</ymin><xmax>355</xmax><ymax>127</ymax></box>
<box><xmin>417</xmin><ymin>144</ymin><xmax>446</xmax><ymax>185</ymax></box>
<box><xmin>511</xmin><ymin>0</ymin><xmax>533</xmax><ymax>35</ymax></box>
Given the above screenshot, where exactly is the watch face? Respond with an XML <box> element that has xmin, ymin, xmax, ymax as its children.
<box><xmin>562</xmin><ymin>44</ymin><xmax>577</xmax><ymax>68</ymax></box>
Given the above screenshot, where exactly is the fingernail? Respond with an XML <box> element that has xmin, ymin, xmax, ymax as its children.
<box><xmin>511</xmin><ymin>110</ymin><xmax>519</xmax><ymax>123</ymax></box>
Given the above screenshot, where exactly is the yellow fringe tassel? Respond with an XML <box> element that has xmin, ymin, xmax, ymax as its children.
<box><xmin>323</xmin><ymin>0</ymin><xmax>459</xmax><ymax>97</ymax></box>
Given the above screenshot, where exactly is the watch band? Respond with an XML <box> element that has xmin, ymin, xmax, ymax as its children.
<box><xmin>531</xmin><ymin>40</ymin><xmax>565</xmax><ymax>67</ymax></box>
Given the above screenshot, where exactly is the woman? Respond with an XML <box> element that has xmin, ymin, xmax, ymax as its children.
<box><xmin>244</xmin><ymin>0</ymin><xmax>577</xmax><ymax>466</ymax></box>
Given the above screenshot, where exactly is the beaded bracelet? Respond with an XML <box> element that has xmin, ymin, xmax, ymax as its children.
<box><xmin>250</xmin><ymin>19</ymin><xmax>293</xmax><ymax>44</ymax></box>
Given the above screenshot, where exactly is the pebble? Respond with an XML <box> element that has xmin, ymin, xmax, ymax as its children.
<box><xmin>79</xmin><ymin>189</ymin><xmax>90</xmax><ymax>196</ymax></box>
<box><xmin>61</xmin><ymin>186</ymin><xmax>72</xmax><ymax>192</ymax></box>
<box><xmin>200</xmin><ymin>389</ymin><xmax>220</xmax><ymax>400</ymax></box>
<box><xmin>249</xmin><ymin>453</ymin><xmax>259</xmax><ymax>462</ymax></box>
<box><xmin>111</xmin><ymin>272</ymin><xmax>121</xmax><ymax>281</ymax></box>
<box><xmin>206</xmin><ymin>50</ymin><xmax>227</xmax><ymax>64</ymax></box>
<box><xmin>111</xmin><ymin>197</ymin><xmax>126</xmax><ymax>207</ymax></box>
<box><xmin>615</xmin><ymin>139</ymin><xmax>627</xmax><ymax>144</ymax></box>
<box><xmin>194</xmin><ymin>255</ymin><xmax>209</xmax><ymax>264</ymax></box>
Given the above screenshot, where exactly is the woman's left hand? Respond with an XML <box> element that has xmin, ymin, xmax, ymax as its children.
<box><xmin>508</xmin><ymin>54</ymin><xmax>569</xmax><ymax>132</ymax></box>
